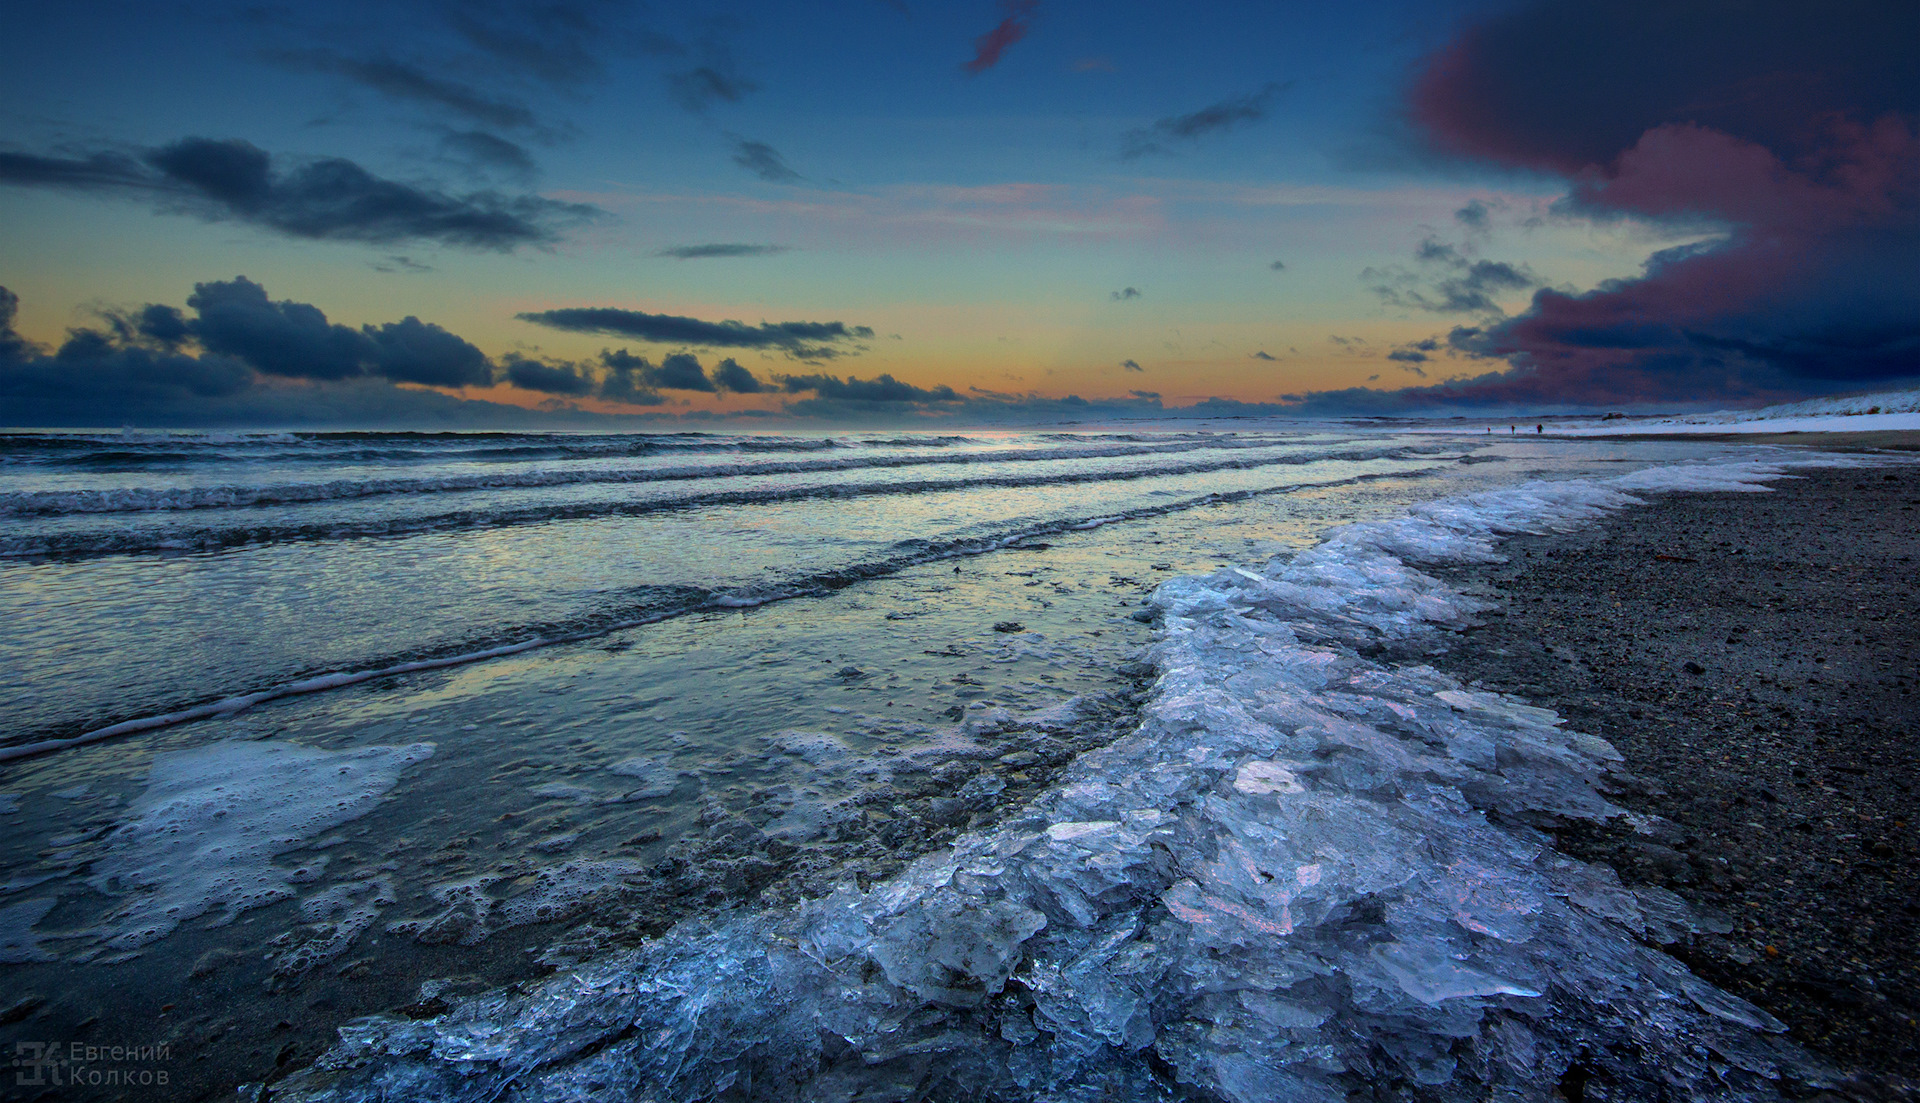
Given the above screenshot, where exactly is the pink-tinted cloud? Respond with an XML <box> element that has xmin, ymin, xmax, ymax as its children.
<box><xmin>1368</xmin><ymin>0</ymin><xmax>1920</xmax><ymax>410</ymax></box>
<box><xmin>962</xmin><ymin>0</ymin><xmax>1038</xmax><ymax>75</ymax></box>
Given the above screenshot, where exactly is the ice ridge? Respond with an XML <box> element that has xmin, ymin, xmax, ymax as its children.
<box><xmin>275</xmin><ymin>462</ymin><xmax>1842</xmax><ymax>1103</ymax></box>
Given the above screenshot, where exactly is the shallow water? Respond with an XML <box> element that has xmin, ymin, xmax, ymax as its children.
<box><xmin>0</xmin><ymin>425</ymin><xmax>1777</xmax><ymax>1098</ymax></box>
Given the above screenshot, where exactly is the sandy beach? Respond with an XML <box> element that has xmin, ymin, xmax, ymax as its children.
<box><xmin>1430</xmin><ymin>460</ymin><xmax>1920</xmax><ymax>1094</ymax></box>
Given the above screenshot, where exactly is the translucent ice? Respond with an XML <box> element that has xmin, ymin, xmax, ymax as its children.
<box><xmin>277</xmin><ymin>461</ymin><xmax>1856</xmax><ymax>1103</ymax></box>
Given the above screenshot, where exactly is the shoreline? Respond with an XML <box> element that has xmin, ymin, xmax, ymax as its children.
<box><xmin>1427</xmin><ymin>464</ymin><xmax>1920</xmax><ymax>1092</ymax></box>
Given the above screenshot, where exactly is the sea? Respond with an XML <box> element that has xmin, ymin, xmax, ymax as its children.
<box><xmin>0</xmin><ymin>424</ymin><xmax>1843</xmax><ymax>1100</ymax></box>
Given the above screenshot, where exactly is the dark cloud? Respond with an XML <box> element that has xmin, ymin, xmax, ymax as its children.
<box><xmin>1</xmin><ymin>288</ymin><xmax>254</xmax><ymax>413</ymax></box>
<box><xmin>152</xmin><ymin>138</ymin><xmax>593</xmax><ymax>248</ymax></box>
<box><xmin>1411</xmin><ymin>0</ymin><xmax>1916</xmax><ymax>175</ymax></box>
<box><xmin>371</xmin><ymin>255</ymin><xmax>434</xmax><ymax>274</ymax></box>
<box><xmin>445</xmin><ymin>0</ymin><xmax>623</xmax><ymax>86</ymax></box>
<box><xmin>364</xmin><ymin>316</ymin><xmax>493</xmax><ymax>387</ymax></box>
<box><xmin>711</xmin><ymin>357</ymin><xmax>768</xmax><ymax>393</ymax></box>
<box><xmin>0</xmin><ymin>283</ymin><xmax>805</xmax><ymax>427</ymax></box>
<box><xmin>134</xmin><ymin>303</ymin><xmax>191</xmax><ymax>347</ymax></box>
<box><xmin>779</xmin><ymin>372</ymin><xmax>959</xmax><ymax>403</ymax></box>
<box><xmin>656</xmin><ymin>243</ymin><xmax>790</xmax><ymax>259</ymax></box>
<box><xmin>962</xmin><ymin>0</ymin><xmax>1039</xmax><ymax>75</ymax></box>
<box><xmin>1386</xmin><ymin>349</ymin><xmax>1429</xmax><ymax>377</ymax></box>
<box><xmin>1121</xmin><ymin>83</ymin><xmax>1286</xmax><ymax>158</ymax></box>
<box><xmin>519</xmin><ymin>306</ymin><xmax>872</xmax><ymax>359</ymax></box>
<box><xmin>179</xmin><ymin>277</ymin><xmax>494</xmax><ymax>388</ymax></box>
<box><xmin>597</xmin><ymin>350</ymin><xmax>668</xmax><ymax>405</ymax></box>
<box><xmin>654</xmin><ymin>352</ymin><xmax>716</xmax><ymax>392</ymax></box>
<box><xmin>440</xmin><ymin>130</ymin><xmax>538</xmax><ymax>179</ymax></box>
<box><xmin>729</xmin><ymin>137</ymin><xmax>801</xmax><ymax>183</ymax></box>
<box><xmin>1120</xmin><ymin>359</ymin><xmax>1143</xmax><ymax>372</ymax></box>
<box><xmin>504</xmin><ymin>355</ymin><xmax>594</xmax><ymax>396</ymax></box>
<box><xmin>0</xmin><ymin>149</ymin><xmax>150</xmax><ymax>190</ymax></box>
<box><xmin>0</xmin><ymin>137</ymin><xmax>595</xmax><ymax>250</ymax></box>
<box><xmin>0</xmin><ymin>283</ymin><xmax>596</xmax><ymax>428</ymax></box>
<box><xmin>669</xmin><ymin>65</ymin><xmax>759</xmax><ymax>112</ymax></box>
<box><xmin>1385</xmin><ymin>0</ymin><xmax>1920</xmax><ymax>407</ymax></box>
<box><xmin>187</xmin><ymin>277</ymin><xmax>373</xmax><ymax>380</ymax></box>
<box><xmin>1110</xmin><ymin>287</ymin><xmax>1141</xmax><ymax>301</ymax></box>
<box><xmin>1128</xmin><ymin>389</ymin><xmax>1160</xmax><ymax>400</ymax></box>
<box><xmin>1269</xmin><ymin>260</ymin><xmax>1286</xmax><ymax>271</ymax></box>
<box><xmin>1365</xmin><ymin>237</ymin><xmax>1538</xmax><ymax>316</ymax></box>
<box><xmin>1454</xmin><ymin>199</ymin><xmax>1493</xmax><ymax>234</ymax></box>
<box><xmin>281</xmin><ymin>53</ymin><xmax>538</xmax><ymax>131</ymax></box>
<box><xmin>1250</xmin><ymin>350</ymin><xmax>1276</xmax><ymax>361</ymax></box>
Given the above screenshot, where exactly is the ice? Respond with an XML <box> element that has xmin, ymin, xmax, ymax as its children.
<box><xmin>83</xmin><ymin>740</ymin><xmax>432</xmax><ymax>953</ymax></box>
<box><xmin>277</xmin><ymin>461</ymin><xmax>1853</xmax><ymax>1103</ymax></box>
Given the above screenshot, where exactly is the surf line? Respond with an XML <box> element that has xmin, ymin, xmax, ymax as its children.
<box><xmin>0</xmin><ymin>467</ymin><xmax>1440</xmax><ymax>764</ymax></box>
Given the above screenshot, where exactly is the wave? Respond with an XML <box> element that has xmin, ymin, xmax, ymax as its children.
<box><xmin>0</xmin><ymin>469</ymin><xmax>1423</xmax><ymax>760</ymax></box>
<box><xmin>0</xmin><ymin>430</ymin><xmax>858</xmax><ymax>471</ymax></box>
<box><xmin>0</xmin><ymin>445</ymin><xmax>1439</xmax><ymax>558</ymax></box>
<box><xmin>0</xmin><ymin>436</ymin><xmax>1392</xmax><ymax>518</ymax></box>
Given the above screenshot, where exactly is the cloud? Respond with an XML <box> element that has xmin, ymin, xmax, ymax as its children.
<box><xmin>186</xmin><ymin>277</ymin><xmax>373</xmax><ymax>381</ymax></box>
<box><xmin>0</xmin><ymin>281</ymin><xmax>642</xmax><ymax>428</ymax></box>
<box><xmin>1121</xmin><ymin>83</ymin><xmax>1287</xmax><ymax>158</ymax></box>
<box><xmin>1386</xmin><ymin>349</ymin><xmax>1429</xmax><ymax>377</ymax></box>
<box><xmin>1385</xmin><ymin>0</ymin><xmax>1920</xmax><ymax>407</ymax></box>
<box><xmin>504</xmin><ymin>355</ymin><xmax>594</xmax><ymax>396</ymax></box>
<box><xmin>0</xmin><ymin>149</ymin><xmax>150</xmax><ymax>190</ymax></box>
<box><xmin>1454</xmin><ymin>198</ymin><xmax>1494</xmax><ymax>235</ymax></box>
<box><xmin>0</xmin><ymin>137</ymin><xmax>596</xmax><ymax>250</ymax></box>
<box><xmin>364</xmin><ymin>316</ymin><xmax>494</xmax><ymax>387</ymax></box>
<box><xmin>654</xmin><ymin>351</ymin><xmax>716</xmax><ymax>392</ymax></box>
<box><xmin>1128</xmin><ymin>389</ymin><xmax>1160</xmax><ymax>400</ymax></box>
<box><xmin>1120</xmin><ymin>358</ymin><xmax>1142</xmax><ymax>371</ymax></box>
<box><xmin>779</xmin><ymin>372</ymin><xmax>959</xmax><ymax>405</ymax></box>
<box><xmin>1109</xmin><ymin>287</ymin><xmax>1141</xmax><ymax>301</ymax></box>
<box><xmin>1250</xmin><ymin>350</ymin><xmax>1276</xmax><ymax>361</ymax></box>
<box><xmin>962</xmin><ymin>0</ymin><xmax>1039</xmax><ymax>75</ymax></box>
<box><xmin>711</xmin><ymin>357</ymin><xmax>768</xmax><ymax>393</ymax></box>
<box><xmin>729</xmin><ymin>137</ymin><xmax>801</xmax><ymax>183</ymax></box>
<box><xmin>440</xmin><ymin>130</ymin><xmax>538</xmax><ymax>179</ymax></box>
<box><xmin>656</xmin><ymin>243</ymin><xmax>790</xmax><ymax>259</ymax></box>
<box><xmin>1364</xmin><ymin>236</ymin><xmax>1538</xmax><ymax>316</ymax></box>
<box><xmin>371</xmin><ymin>255</ymin><xmax>434</xmax><ymax>274</ymax></box>
<box><xmin>445</xmin><ymin>0</ymin><xmax>623</xmax><ymax>86</ymax></box>
<box><xmin>519</xmin><ymin>306</ymin><xmax>872</xmax><ymax>359</ymax></box>
<box><xmin>169</xmin><ymin>276</ymin><xmax>496</xmax><ymax>388</ymax></box>
<box><xmin>1268</xmin><ymin>260</ymin><xmax>1286</xmax><ymax>271</ymax></box>
<box><xmin>597</xmin><ymin>350</ymin><xmax>667</xmax><ymax>405</ymax></box>
<box><xmin>281</xmin><ymin>53</ymin><xmax>539</xmax><ymax>131</ymax></box>
<box><xmin>669</xmin><ymin>64</ymin><xmax>758</xmax><ymax>112</ymax></box>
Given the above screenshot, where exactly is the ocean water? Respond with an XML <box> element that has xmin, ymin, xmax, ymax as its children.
<box><xmin>0</xmin><ymin>425</ymin><xmax>1834</xmax><ymax>1100</ymax></box>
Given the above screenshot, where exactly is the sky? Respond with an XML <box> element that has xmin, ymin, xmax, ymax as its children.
<box><xmin>1</xmin><ymin>0</ymin><xmax>1914</xmax><ymax>428</ymax></box>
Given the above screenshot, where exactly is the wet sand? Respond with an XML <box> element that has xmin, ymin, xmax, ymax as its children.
<box><xmin>1429</xmin><ymin>463</ymin><xmax>1920</xmax><ymax>1096</ymax></box>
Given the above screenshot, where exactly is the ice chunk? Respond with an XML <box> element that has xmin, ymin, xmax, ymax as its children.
<box><xmin>1232</xmin><ymin>760</ymin><xmax>1307</xmax><ymax>795</ymax></box>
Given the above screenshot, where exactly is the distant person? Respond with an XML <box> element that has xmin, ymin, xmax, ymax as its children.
<box><xmin>1536</xmin><ymin>424</ymin><xmax>1543</xmax><ymax>433</ymax></box>
<box><xmin>1509</xmin><ymin>425</ymin><xmax>1515</xmax><ymax>434</ymax></box>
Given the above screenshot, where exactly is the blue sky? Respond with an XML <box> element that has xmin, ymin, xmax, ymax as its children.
<box><xmin>2</xmin><ymin>0</ymin><xmax>1913</xmax><ymax>426</ymax></box>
